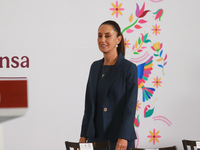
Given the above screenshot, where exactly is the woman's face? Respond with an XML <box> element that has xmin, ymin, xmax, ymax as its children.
<box><xmin>98</xmin><ymin>24</ymin><xmax>121</xmax><ymax>54</ymax></box>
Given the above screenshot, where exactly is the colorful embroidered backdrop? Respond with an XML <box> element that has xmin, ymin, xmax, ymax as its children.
<box><xmin>3</xmin><ymin>0</ymin><xmax>200</xmax><ymax>150</ymax></box>
<box><xmin>108</xmin><ymin>0</ymin><xmax>170</xmax><ymax>147</ymax></box>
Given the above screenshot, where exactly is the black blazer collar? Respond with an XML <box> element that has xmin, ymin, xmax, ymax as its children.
<box><xmin>92</xmin><ymin>52</ymin><xmax>124</xmax><ymax>103</ymax></box>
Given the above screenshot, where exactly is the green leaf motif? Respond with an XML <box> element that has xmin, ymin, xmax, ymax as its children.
<box><xmin>145</xmin><ymin>108</ymin><xmax>155</xmax><ymax>118</ymax></box>
<box><xmin>138</xmin><ymin>37</ymin><xmax>141</xmax><ymax>45</ymax></box>
<box><xmin>144</xmin><ymin>33</ymin><xmax>148</xmax><ymax>41</ymax></box>
<box><xmin>134</xmin><ymin>52</ymin><xmax>139</xmax><ymax>55</ymax></box>
<box><xmin>153</xmin><ymin>9</ymin><xmax>160</xmax><ymax>14</ymax></box>
<box><xmin>154</xmin><ymin>54</ymin><xmax>159</xmax><ymax>57</ymax></box>
<box><xmin>137</xmin><ymin>115</ymin><xmax>140</xmax><ymax>126</ymax></box>
<box><xmin>143</xmin><ymin>39</ymin><xmax>151</xmax><ymax>43</ymax></box>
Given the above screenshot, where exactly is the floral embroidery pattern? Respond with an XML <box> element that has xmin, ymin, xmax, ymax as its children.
<box><xmin>147</xmin><ymin>129</ymin><xmax>161</xmax><ymax>145</ymax></box>
<box><xmin>136</xmin><ymin>100</ymin><xmax>141</xmax><ymax>111</ymax></box>
<box><xmin>134</xmin><ymin>115</ymin><xmax>140</xmax><ymax>128</ymax></box>
<box><xmin>124</xmin><ymin>38</ymin><xmax>130</xmax><ymax>49</ymax></box>
<box><xmin>151</xmin><ymin>42</ymin><xmax>162</xmax><ymax>52</ymax></box>
<box><xmin>152</xmin><ymin>24</ymin><xmax>161</xmax><ymax>36</ymax></box>
<box><xmin>136</xmin><ymin>3</ymin><xmax>150</xmax><ymax>18</ymax></box>
<box><xmin>108</xmin><ymin>1</ymin><xmax>170</xmax><ymax>146</ymax></box>
<box><xmin>144</xmin><ymin>105</ymin><xmax>155</xmax><ymax>118</ymax></box>
<box><xmin>153</xmin><ymin>9</ymin><xmax>164</xmax><ymax>21</ymax></box>
<box><xmin>152</xmin><ymin>76</ymin><xmax>162</xmax><ymax>88</ymax></box>
<box><xmin>132</xmin><ymin>33</ymin><xmax>151</xmax><ymax>55</ymax></box>
<box><xmin>109</xmin><ymin>1</ymin><xmax>124</xmax><ymax>18</ymax></box>
<box><xmin>122</xmin><ymin>3</ymin><xmax>150</xmax><ymax>34</ymax></box>
<box><xmin>151</xmin><ymin>42</ymin><xmax>167</xmax><ymax>75</ymax></box>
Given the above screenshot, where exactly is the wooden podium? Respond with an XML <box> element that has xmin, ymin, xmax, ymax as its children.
<box><xmin>0</xmin><ymin>77</ymin><xmax>28</xmax><ymax>123</ymax></box>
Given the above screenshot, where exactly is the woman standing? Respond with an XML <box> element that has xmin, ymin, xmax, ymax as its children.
<box><xmin>79</xmin><ymin>20</ymin><xmax>138</xmax><ymax>150</ymax></box>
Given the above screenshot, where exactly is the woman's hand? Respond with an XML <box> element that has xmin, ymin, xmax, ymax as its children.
<box><xmin>115</xmin><ymin>138</ymin><xmax>128</xmax><ymax>150</ymax></box>
<box><xmin>79</xmin><ymin>137</ymin><xmax>87</xmax><ymax>143</ymax></box>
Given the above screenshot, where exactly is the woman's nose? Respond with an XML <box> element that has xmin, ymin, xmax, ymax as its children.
<box><xmin>101</xmin><ymin>36</ymin><xmax>106</xmax><ymax>42</ymax></box>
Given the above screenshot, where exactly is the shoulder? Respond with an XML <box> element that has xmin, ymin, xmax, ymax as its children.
<box><xmin>90</xmin><ymin>58</ymin><xmax>103</xmax><ymax>68</ymax></box>
<box><xmin>121</xmin><ymin>58</ymin><xmax>138</xmax><ymax>82</ymax></box>
<box><xmin>120</xmin><ymin>58</ymin><xmax>137</xmax><ymax>73</ymax></box>
<box><xmin>88</xmin><ymin>58</ymin><xmax>103</xmax><ymax>74</ymax></box>
<box><xmin>116</xmin><ymin>53</ymin><xmax>137</xmax><ymax>72</ymax></box>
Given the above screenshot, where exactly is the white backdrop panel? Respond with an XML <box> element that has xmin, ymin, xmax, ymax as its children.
<box><xmin>0</xmin><ymin>0</ymin><xmax>199</xmax><ymax>150</ymax></box>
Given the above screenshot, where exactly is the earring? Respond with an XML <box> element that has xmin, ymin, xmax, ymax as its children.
<box><xmin>116</xmin><ymin>45</ymin><xmax>118</xmax><ymax>47</ymax></box>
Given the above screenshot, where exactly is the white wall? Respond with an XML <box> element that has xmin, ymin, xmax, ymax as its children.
<box><xmin>0</xmin><ymin>0</ymin><xmax>200</xmax><ymax>150</ymax></box>
<box><xmin>0</xmin><ymin>125</ymin><xmax>3</xmax><ymax>150</ymax></box>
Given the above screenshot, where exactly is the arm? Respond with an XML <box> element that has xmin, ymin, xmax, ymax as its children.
<box><xmin>118</xmin><ymin>63</ymin><xmax>138</xmax><ymax>140</ymax></box>
<box><xmin>80</xmin><ymin>64</ymin><xmax>94</xmax><ymax>138</ymax></box>
<box><xmin>115</xmin><ymin>64</ymin><xmax>138</xmax><ymax>150</ymax></box>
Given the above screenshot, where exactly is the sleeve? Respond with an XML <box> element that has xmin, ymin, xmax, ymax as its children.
<box><xmin>80</xmin><ymin>63</ymin><xmax>94</xmax><ymax>138</ymax></box>
<box><xmin>118</xmin><ymin>63</ymin><xmax>138</xmax><ymax>140</ymax></box>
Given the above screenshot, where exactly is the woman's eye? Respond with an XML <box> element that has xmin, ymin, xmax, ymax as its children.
<box><xmin>106</xmin><ymin>35</ymin><xmax>110</xmax><ymax>38</ymax></box>
<box><xmin>98</xmin><ymin>35</ymin><xmax>102</xmax><ymax>38</ymax></box>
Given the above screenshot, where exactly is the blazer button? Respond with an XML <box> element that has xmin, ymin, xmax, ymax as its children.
<box><xmin>103</xmin><ymin>108</ymin><xmax>107</xmax><ymax>112</ymax></box>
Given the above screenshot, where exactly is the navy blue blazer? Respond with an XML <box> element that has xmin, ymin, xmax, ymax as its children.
<box><xmin>80</xmin><ymin>53</ymin><xmax>138</xmax><ymax>141</ymax></box>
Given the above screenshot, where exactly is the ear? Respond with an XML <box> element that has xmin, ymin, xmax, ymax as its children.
<box><xmin>117</xmin><ymin>35</ymin><xmax>122</xmax><ymax>44</ymax></box>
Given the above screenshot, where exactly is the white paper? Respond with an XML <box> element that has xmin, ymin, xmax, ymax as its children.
<box><xmin>79</xmin><ymin>143</ymin><xmax>93</xmax><ymax>150</ymax></box>
<box><xmin>145</xmin><ymin>149</ymin><xmax>159</xmax><ymax>150</ymax></box>
<box><xmin>196</xmin><ymin>142</ymin><xmax>200</xmax><ymax>148</ymax></box>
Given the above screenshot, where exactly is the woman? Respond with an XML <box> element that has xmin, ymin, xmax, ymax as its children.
<box><xmin>79</xmin><ymin>20</ymin><xmax>138</xmax><ymax>150</ymax></box>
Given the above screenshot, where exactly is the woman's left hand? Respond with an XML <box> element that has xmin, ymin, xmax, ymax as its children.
<box><xmin>115</xmin><ymin>138</ymin><xmax>128</xmax><ymax>150</ymax></box>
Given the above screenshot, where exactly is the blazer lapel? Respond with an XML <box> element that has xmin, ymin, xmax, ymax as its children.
<box><xmin>90</xmin><ymin>53</ymin><xmax>124</xmax><ymax>104</ymax></box>
<box><xmin>101</xmin><ymin>53</ymin><xmax>124</xmax><ymax>103</ymax></box>
<box><xmin>90</xmin><ymin>59</ymin><xmax>104</xmax><ymax>104</ymax></box>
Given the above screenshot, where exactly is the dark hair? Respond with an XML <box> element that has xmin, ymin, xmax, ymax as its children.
<box><xmin>100</xmin><ymin>20</ymin><xmax>125</xmax><ymax>56</ymax></box>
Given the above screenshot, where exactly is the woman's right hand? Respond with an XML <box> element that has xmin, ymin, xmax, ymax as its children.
<box><xmin>79</xmin><ymin>137</ymin><xmax>87</xmax><ymax>143</ymax></box>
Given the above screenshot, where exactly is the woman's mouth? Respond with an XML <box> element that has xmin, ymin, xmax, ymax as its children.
<box><xmin>101</xmin><ymin>45</ymin><xmax>107</xmax><ymax>47</ymax></box>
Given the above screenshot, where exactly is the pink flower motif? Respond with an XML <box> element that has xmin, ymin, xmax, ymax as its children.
<box><xmin>110</xmin><ymin>1</ymin><xmax>124</xmax><ymax>18</ymax></box>
<box><xmin>153</xmin><ymin>9</ymin><xmax>164</xmax><ymax>21</ymax></box>
<box><xmin>151</xmin><ymin>24</ymin><xmax>161</xmax><ymax>36</ymax></box>
<box><xmin>152</xmin><ymin>76</ymin><xmax>162</xmax><ymax>88</ymax></box>
<box><xmin>136</xmin><ymin>100</ymin><xmax>141</xmax><ymax>111</ymax></box>
<box><xmin>135</xmin><ymin>3</ymin><xmax>150</xmax><ymax>18</ymax></box>
<box><xmin>124</xmin><ymin>38</ymin><xmax>130</xmax><ymax>49</ymax></box>
<box><xmin>147</xmin><ymin>128</ymin><xmax>161</xmax><ymax>145</ymax></box>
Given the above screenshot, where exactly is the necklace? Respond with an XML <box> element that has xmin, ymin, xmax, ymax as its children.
<box><xmin>102</xmin><ymin>65</ymin><xmax>110</xmax><ymax>78</ymax></box>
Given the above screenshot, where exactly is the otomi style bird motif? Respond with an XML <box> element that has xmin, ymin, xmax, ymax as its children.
<box><xmin>137</xmin><ymin>56</ymin><xmax>155</xmax><ymax>102</ymax></box>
